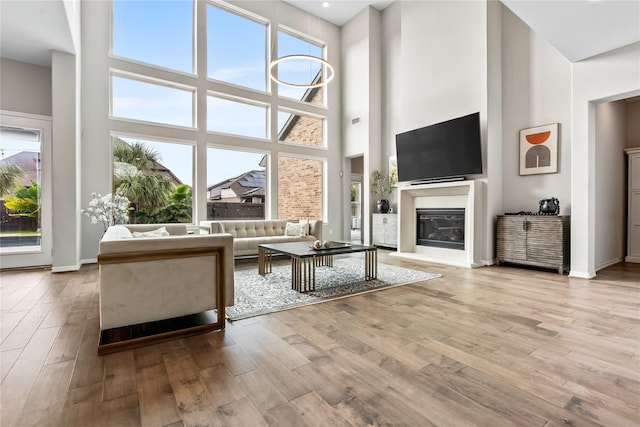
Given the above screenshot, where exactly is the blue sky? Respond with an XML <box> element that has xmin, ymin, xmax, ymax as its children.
<box><xmin>0</xmin><ymin>140</ymin><xmax>39</xmax><ymax>161</ymax></box>
<box><xmin>111</xmin><ymin>0</ymin><xmax>324</xmax><ymax>187</ymax></box>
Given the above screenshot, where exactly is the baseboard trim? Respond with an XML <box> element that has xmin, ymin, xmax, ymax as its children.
<box><xmin>596</xmin><ymin>257</ymin><xmax>624</xmax><ymax>272</ymax></box>
<box><xmin>81</xmin><ymin>258</ymin><xmax>98</xmax><ymax>265</ymax></box>
<box><xmin>51</xmin><ymin>263</ymin><xmax>81</xmax><ymax>273</ymax></box>
<box><xmin>569</xmin><ymin>270</ymin><xmax>596</xmax><ymax>279</ymax></box>
<box><xmin>390</xmin><ymin>251</ymin><xmax>483</xmax><ymax>269</ymax></box>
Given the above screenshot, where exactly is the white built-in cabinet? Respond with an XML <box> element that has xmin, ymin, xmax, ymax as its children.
<box><xmin>625</xmin><ymin>148</ymin><xmax>640</xmax><ymax>263</ymax></box>
<box><xmin>372</xmin><ymin>213</ymin><xmax>397</xmax><ymax>248</ymax></box>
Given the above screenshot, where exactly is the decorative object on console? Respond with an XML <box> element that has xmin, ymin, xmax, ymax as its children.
<box><xmin>539</xmin><ymin>197</ymin><xmax>560</xmax><ymax>215</ymax></box>
<box><xmin>371</xmin><ymin>170</ymin><xmax>396</xmax><ymax>213</ymax></box>
<box><xmin>519</xmin><ymin>123</ymin><xmax>559</xmax><ymax>176</ymax></box>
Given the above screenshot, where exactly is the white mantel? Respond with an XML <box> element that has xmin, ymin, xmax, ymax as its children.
<box><xmin>391</xmin><ymin>180</ymin><xmax>483</xmax><ymax>268</ymax></box>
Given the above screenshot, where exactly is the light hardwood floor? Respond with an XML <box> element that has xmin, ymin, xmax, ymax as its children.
<box><xmin>1</xmin><ymin>251</ymin><xmax>639</xmax><ymax>426</ymax></box>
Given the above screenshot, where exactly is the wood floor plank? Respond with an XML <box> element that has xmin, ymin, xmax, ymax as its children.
<box><xmin>60</xmin><ymin>383</ymin><xmax>104</xmax><ymax>427</ymax></box>
<box><xmin>161</xmin><ymin>348</ymin><xmax>216</xmax><ymax>426</ymax></box>
<box><xmin>0</xmin><ymin>256</ymin><xmax>638</xmax><ymax>426</ymax></box>
<box><xmin>68</xmin><ymin>317</ymin><xmax>104</xmax><ymax>390</ymax></box>
<box><xmin>290</xmin><ymin>391</ymin><xmax>353</xmax><ymax>427</ymax></box>
<box><xmin>200</xmin><ymin>363</ymin><xmax>248</xmax><ymax>409</ymax></box>
<box><xmin>15</xmin><ymin>360</ymin><xmax>75</xmax><ymax>427</ymax></box>
<box><xmin>45</xmin><ymin>309</ymin><xmax>89</xmax><ymax>365</ymax></box>
<box><xmin>136</xmin><ymin>363</ymin><xmax>181</xmax><ymax>427</ymax></box>
<box><xmin>0</xmin><ymin>358</ymin><xmax>45</xmax><ymax>427</ymax></box>
<box><xmin>209</xmin><ymin>396</ymin><xmax>268</xmax><ymax>427</ymax></box>
<box><xmin>1</xmin><ymin>309</ymin><xmax>28</xmax><ymax>343</ymax></box>
<box><xmin>235</xmin><ymin>369</ymin><xmax>309</xmax><ymax>427</ymax></box>
<box><xmin>1</xmin><ymin>303</ymin><xmax>53</xmax><ymax>351</ymax></box>
<box><xmin>98</xmin><ymin>393</ymin><xmax>141</xmax><ymax>427</ymax></box>
<box><xmin>102</xmin><ymin>350</ymin><xmax>137</xmax><ymax>401</ymax></box>
<box><xmin>1</xmin><ymin>348</ymin><xmax>21</xmax><ymax>381</ymax></box>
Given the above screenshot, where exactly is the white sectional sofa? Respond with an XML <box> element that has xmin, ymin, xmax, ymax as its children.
<box><xmin>97</xmin><ymin>224</ymin><xmax>234</xmax><ymax>353</ymax></box>
<box><xmin>199</xmin><ymin>219</ymin><xmax>322</xmax><ymax>257</ymax></box>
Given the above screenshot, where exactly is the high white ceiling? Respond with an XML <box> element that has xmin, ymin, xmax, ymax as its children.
<box><xmin>501</xmin><ymin>0</ymin><xmax>640</xmax><ymax>62</ymax></box>
<box><xmin>284</xmin><ymin>0</ymin><xmax>393</xmax><ymax>26</ymax></box>
<box><xmin>0</xmin><ymin>0</ymin><xmax>76</xmax><ymax>67</ymax></box>
<box><xmin>1</xmin><ymin>1</ymin><xmax>639</xmax><ymax>67</ymax></box>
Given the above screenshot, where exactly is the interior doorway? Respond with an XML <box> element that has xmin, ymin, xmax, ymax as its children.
<box><xmin>0</xmin><ymin>113</ymin><xmax>52</xmax><ymax>269</ymax></box>
<box><xmin>350</xmin><ymin>156</ymin><xmax>364</xmax><ymax>244</ymax></box>
<box><xmin>350</xmin><ymin>180</ymin><xmax>362</xmax><ymax>243</ymax></box>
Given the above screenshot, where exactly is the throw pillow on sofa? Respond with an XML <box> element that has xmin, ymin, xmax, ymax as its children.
<box><xmin>285</xmin><ymin>222</ymin><xmax>303</xmax><ymax>236</ymax></box>
<box><xmin>132</xmin><ymin>226</ymin><xmax>170</xmax><ymax>238</ymax></box>
<box><xmin>299</xmin><ymin>220</ymin><xmax>310</xmax><ymax>236</ymax></box>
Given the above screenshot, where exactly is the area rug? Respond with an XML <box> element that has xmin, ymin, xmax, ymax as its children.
<box><xmin>226</xmin><ymin>259</ymin><xmax>441</xmax><ymax>321</ymax></box>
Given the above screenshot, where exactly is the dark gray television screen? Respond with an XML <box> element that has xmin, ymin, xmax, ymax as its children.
<box><xmin>395</xmin><ymin>112</ymin><xmax>482</xmax><ymax>183</ymax></box>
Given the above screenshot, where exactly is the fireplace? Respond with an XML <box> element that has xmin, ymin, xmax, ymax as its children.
<box><xmin>416</xmin><ymin>208</ymin><xmax>465</xmax><ymax>250</ymax></box>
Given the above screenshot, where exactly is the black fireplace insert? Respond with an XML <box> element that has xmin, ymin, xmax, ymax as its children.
<box><xmin>416</xmin><ymin>208</ymin><xmax>465</xmax><ymax>250</ymax></box>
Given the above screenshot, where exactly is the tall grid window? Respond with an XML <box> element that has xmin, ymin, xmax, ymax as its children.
<box><xmin>112</xmin><ymin>136</ymin><xmax>194</xmax><ymax>224</ymax></box>
<box><xmin>111</xmin><ymin>74</ymin><xmax>195</xmax><ymax>128</ymax></box>
<box><xmin>278</xmin><ymin>110</ymin><xmax>324</xmax><ymax>148</ymax></box>
<box><xmin>112</xmin><ymin>0</ymin><xmax>194</xmax><ymax>73</ymax></box>
<box><xmin>207</xmin><ymin>4</ymin><xmax>267</xmax><ymax>91</ymax></box>
<box><xmin>207</xmin><ymin>95</ymin><xmax>268</xmax><ymax>139</ymax></box>
<box><xmin>110</xmin><ymin>1</ymin><xmax>328</xmax><ymax>222</ymax></box>
<box><xmin>276</xmin><ymin>30</ymin><xmax>325</xmax><ymax>104</ymax></box>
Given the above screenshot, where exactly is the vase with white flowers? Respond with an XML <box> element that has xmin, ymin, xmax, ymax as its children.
<box><xmin>82</xmin><ymin>193</ymin><xmax>130</xmax><ymax>232</ymax></box>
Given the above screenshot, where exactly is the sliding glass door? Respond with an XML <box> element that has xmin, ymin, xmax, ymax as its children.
<box><xmin>0</xmin><ymin>113</ymin><xmax>52</xmax><ymax>268</ymax></box>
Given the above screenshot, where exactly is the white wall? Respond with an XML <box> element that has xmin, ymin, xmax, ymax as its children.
<box><xmin>571</xmin><ymin>43</ymin><xmax>640</xmax><ymax>278</ymax></box>
<box><xmin>342</xmin><ymin>9</ymin><xmax>372</xmax><ymax>159</ymax></box>
<box><xmin>595</xmin><ymin>101</ymin><xmax>628</xmax><ymax>270</ymax></box>
<box><xmin>341</xmin><ymin>6</ymin><xmax>382</xmax><ymax>244</ymax></box>
<box><xmin>400</xmin><ymin>1</ymin><xmax>487</xmax><ymax>130</ymax></box>
<box><xmin>62</xmin><ymin>0</ymin><xmax>81</xmax><ymax>53</ymax></box>
<box><xmin>51</xmin><ymin>50</ymin><xmax>81</xmax><ymax>271</ymax></box>
<box><xmin>501</xmin><ymin>6</ymin><xmax>572</xmax><ymax>215</ymax></box>
<box><xmin>485</xmin><ymin>0</ymin><xmax>503</xmax><ymax>263</ymax></box>
<box><xmin>381</xmin><ymin>1</ymin><xmax>402</xmax><ymax>213</ymax></box>
<box><xmin>0</xmin><ymin>59</ymin><xmax>52</xmax><ymax>117</ymax></box>
<box><xmin>396</xmin><ymin>0</ymin><xmax>491</xmax><ymax>263</ymax></box>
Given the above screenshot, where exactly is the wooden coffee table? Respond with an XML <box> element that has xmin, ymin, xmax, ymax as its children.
<box><xmin>258</xmin><ymin>241</ymin><xmax>377</xmax><ymax>292</ymax></box>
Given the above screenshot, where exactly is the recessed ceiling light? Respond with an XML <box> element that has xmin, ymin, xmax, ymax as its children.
<box><xmin>322</xmin><ymin>2</ymin><xmax>330</xmax><ymax>7</ymax></box>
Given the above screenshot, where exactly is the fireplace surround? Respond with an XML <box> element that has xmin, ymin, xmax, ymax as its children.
<box><xmin>393</xmin><ymin>180</ymin><xmax>483</xmax><ymax>268</ymax></box>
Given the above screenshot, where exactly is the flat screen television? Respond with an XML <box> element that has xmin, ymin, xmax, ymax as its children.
<box><xmin>395</xmin><ymin>112</ymin><xmax>482</xmax><ymax>183</ymax></box>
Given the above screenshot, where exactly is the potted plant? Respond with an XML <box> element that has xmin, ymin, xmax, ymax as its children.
<box><xmin>370</xmin><ymin>170</ymin><xmax>396</xmax><ymax>213</ymax></box>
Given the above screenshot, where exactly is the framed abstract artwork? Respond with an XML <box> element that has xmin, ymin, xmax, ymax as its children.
<box><xmin>519</xmin><ymin>123</ymin><xmax>559</xmax><ymax>176</ymax></box>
